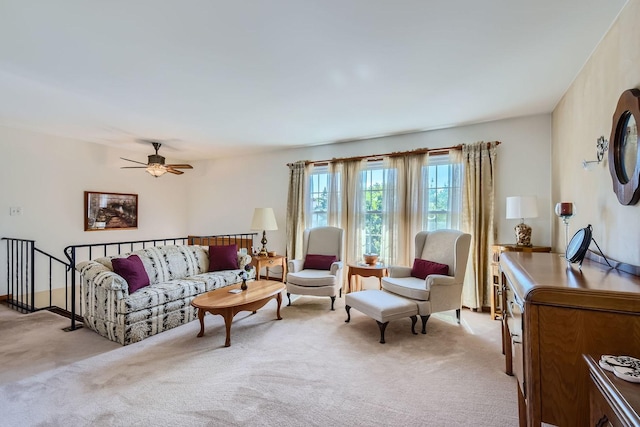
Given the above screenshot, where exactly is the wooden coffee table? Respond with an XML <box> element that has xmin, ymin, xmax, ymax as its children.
<box><xmin>191</xmin><ymin>280</ymin><xmax>285</xmax><ymax>347</ymax></box>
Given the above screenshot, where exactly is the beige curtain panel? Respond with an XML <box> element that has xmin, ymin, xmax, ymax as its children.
<box><xmin>461</xmin><ymin>141</ymin><xmax>497</xmax><ymax>310</ymax></box>
<box><xmin>286</xmin><ymin>161</ymin><xmax>307</xmax><ymax>261</ymax></box>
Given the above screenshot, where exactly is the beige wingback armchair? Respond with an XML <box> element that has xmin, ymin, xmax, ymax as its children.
<box><xmin>381</xmin><ymin>229</ymin><xmax>471</xmax><ymax>333</ymax></box>
<box><xmin>286</xmin><ymin>226</ymin><xmax>344</xmax><ymax>310</ymax></box>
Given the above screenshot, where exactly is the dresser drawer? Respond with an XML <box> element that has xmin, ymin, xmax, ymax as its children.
<box><xmin>505</xmin><ymin>280</ymin><xmax>526</xmax><ymax>395</ymax></box>
<box><xmin>505</xmin><ymin>285</ymin><xmax>524</xmax><ymax>339</ymax></box>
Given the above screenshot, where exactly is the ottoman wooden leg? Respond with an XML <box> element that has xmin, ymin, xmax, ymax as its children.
<box><xmin>376</xmin><ymin>320</ymin><xmax>389</xmax><ymax>344</ymax></box>
<box><xmin>345</xmin><ymin>305</ymin><xmax>351</xmax><ymax>322</ymax></box>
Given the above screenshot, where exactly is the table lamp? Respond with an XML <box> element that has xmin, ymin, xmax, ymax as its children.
<box><xmin>250</xmin><ymin>208</ymin><xmax>278</xmax><ymax>257</ymax></box>
<box><xmin>506</xmin><ymin>196</ymin><xmax>538</xmax><ymax>247</ymax></box>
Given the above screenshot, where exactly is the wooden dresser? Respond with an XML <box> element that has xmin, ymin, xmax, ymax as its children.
<box><xmin>500</xmin><ymin>252</ymin><xmax>640</xmax><ymax>426</ymax></box>
<box><xmin>490</xmin><ymin>244</ymin><xmax>552</xmax><ymax>320</ymax></box>
<box><xmin>584</xmin><ymin>354</ymin><xmax>640</xmax><ymax>426</ymax></box>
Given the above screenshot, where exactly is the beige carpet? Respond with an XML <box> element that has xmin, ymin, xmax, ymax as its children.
<box><xmin>0</xmin><ymin>296</ymin><xmax>519</xmax><ymax>426</ymax></box>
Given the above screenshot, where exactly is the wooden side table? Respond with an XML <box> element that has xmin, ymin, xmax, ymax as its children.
<box><xmin>490</xmin><ymin>244</ymin><xmax>551</xmax><ymax>320</ymax></box>
<box><xmin>347</xmin><ymin>263</ymin><xmax>388</xmax><ymax>293</ymax></box>
<box><xmin>251</xmin><ymin>255</ymin><xmax>287</xmax><ymax>282</ymax></box>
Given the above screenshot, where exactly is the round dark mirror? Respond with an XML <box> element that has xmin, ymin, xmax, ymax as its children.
<box><xmin>620</xmin><ymin>113</ymin><xmax>638</xmax><ymax>183</ymax></box>
<box><xmin>566</xmin><ymin>225</ymin><xmax>592</xmax><ymax>266</ymax></box>
<box><xmin>609</xmin><ymin>89</ymin><xmax>640</xmax><ymax>205</ymax></box>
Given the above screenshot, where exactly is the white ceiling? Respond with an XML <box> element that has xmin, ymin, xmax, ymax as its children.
<box><xmin>0</xmin><ymin>0</ymin><xmax>628</xmax><ymax>160</ymax></box>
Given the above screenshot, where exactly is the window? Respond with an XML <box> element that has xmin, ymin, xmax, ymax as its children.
<box><xmin>308</xmin><ymin>167</ymin><xmax>330</xmax><ymax>228</ymax></box>
<box><xmin>361</xmin><ymin>162</ymin><xmax>391</xmax><ymax>255</ymax></box>
<box><xmin>304</xmin><ymin>152</ymin><xmax>462</xmax><ymax>264</ymax></box>
<box><xmin>423</xmin><ymin>154</ymin><xmax>461</xmax><ymax>231</ymax></box>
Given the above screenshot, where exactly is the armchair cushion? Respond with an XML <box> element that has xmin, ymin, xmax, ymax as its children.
<box><xmin>208</xmin><ymin>245</ymin><xmax>239</xmax><ymax>272</ymax></box>
<box><xmin>411</xmin><ymin>258</ymin><xmax>449</xmax><ymax>280</ymax></box>
<box><xmin>303</xmin><ymin>254</ymin><xmax>337</xmax><ymax>270</ymax></box>
<box><xmin>382</xmin><ymin>276</ymin><xmax>430</xmax><ymax>301</ymax></box>
<box><xmin>287</xmin><ymin>269</ymin><xmax>339</xmax><ymax>287</ymax></box>
<box><xmin>112</xmin><ymin>255</ymin><xmax>150</xmax><ymax>294</ymax></box>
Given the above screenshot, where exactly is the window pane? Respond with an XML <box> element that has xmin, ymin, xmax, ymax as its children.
<box><xmin>423</xmin><ymin>155</ymin><xmax>461</xmax><ymax>231</ymax></box>
<box><xmin>361</xmin><ymin>162</ymin><xmax>387</xmax><ymax>256</ymax></box>
<box><xmin>309</xmin><ymin>170</ymin><xmax>330</xmax><ymax>228</ymax></box>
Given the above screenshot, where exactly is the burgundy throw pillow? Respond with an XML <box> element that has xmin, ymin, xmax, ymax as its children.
<box><xmin>112</xmin><ymin>254</ymin><xmax>150</xmax><ymax>293</ymax></box>
<box><xmin>209</xmin><ymin>244</ymin><xmax>239</xmax><ymax>272</ymax></box>
<box><xmin>411</xmin><ymin>258</ymin><xmax>449</xmax><ymax>280</ymax></box>
<box><xmin>304</xmin><ymin>254</ymin><xmax>337</xmax><ymax>270</ymax></box>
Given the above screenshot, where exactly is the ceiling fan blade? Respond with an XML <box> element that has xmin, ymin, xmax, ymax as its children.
<box><xmin>165</xmin><ymin>164</ymin><xmax>193</xmax><ymax>169</ymax></box>
<box><xmin>120</xmin><ymin>157</ymin><xmax>149</xmax><ymax>166</ymax></box>
<box><xmin>121</xmin><ymin>166</ymin><xmax>149</xmax><ymax>169</ymax></box>
<box><xmin>166</xmin><ymin>168</ymin><xmax>184</xmax><ymax>175</ymax></box>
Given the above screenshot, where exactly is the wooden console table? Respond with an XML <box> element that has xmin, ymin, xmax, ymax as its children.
<box><xmin>500</xmin><ymin>252</ymin><xmax>640</xmax><ymax>426</ymax></box>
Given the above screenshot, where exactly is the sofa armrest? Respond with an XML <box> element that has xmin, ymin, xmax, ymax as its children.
<box><xmin>288</xmin><ymin>259</ymin><xmax>304</xmax><ymax>273</ymax></box>
<box><xmin>238</xmin><ymin>254</ymin><xmax>252</xmax><ymax>270</ymax></box>
<box><xmin>76</xmin><ymin>260</ymin><xmax>128</xmax><ymax>292</ymax></box>
<box><xmin>388</xmin><ymin>266</ymin><xmax>412</xmax><ymax>278</ymax></box>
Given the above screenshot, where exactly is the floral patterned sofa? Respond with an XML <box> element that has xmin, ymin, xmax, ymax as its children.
<box><xmin>76</xmin><ymin>244</ymin><xmax>253</xmax><ymax>345</ymax></box>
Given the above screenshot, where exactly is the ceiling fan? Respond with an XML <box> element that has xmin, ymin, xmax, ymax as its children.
<box><xmin>120</xmin><ymin>142</ymin><xmax>193</xmax><ymax>177</ymax></box>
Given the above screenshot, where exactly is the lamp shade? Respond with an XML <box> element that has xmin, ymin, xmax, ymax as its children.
<box><xmin>250</xmin><ymin>208</ymin><xmax>278</xmax><ymax>231</ymax></box>
<box><xmin>506</xmin><ymin>196</ymin><xmax>538</xmax><ymax>220</ymax></box>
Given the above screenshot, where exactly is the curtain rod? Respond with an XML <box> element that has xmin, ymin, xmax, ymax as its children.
<box><xmin>286</xmin><ymin>141</ymin><xmax>501</xmax><ymax>167</ymax></box>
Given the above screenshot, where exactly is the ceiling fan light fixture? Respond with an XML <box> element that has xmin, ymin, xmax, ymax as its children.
<box><xmin>121</xmin><ymin>141</ymin><xmax>193</xmax><ymax>177</ymax></box>
<box><xmin>146</xmin><ymin>163</ymin><xmax>167</xmax><ymax>177</ymax></box>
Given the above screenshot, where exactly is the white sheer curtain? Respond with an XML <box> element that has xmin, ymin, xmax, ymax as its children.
<box><xmin>338</xmin><ymin>159</ymin><xmax>365</xmax><ymax>265</ymax></box>
<box><xmin>382</xmin><ymin>153</ymin><xmax>428</xmax><ymax>267</ymax></box>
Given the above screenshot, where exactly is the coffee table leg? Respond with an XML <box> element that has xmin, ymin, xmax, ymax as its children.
<box><xmin>276</xmin><ymin>292</ymin><xmax>283</xmax><ymax>320</ymax></box>
<box><xmin>197</xmin><ymin>309</ymin><xmax>205</xmax><ymax>338</ymax></box>
<box><xmin>223</xmin><ymin>308</ymin><xmax>233</xmax><ymax>347</ymax></box>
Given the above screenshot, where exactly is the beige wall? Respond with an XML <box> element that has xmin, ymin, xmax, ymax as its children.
<box><xmin>187</xmin><ymin>114</ymin><xmax>553</xmax><ymax>260</ymax></box>
<box><xmin>1</xmin><ymin>127</ymin><xmax>189</xmax><ymax>292</ymax></box>
<box><xmin>552</xmin><ymin>0</ymin><xmax>640</xmax><ymax>263</ymax></box>
<box><xmin>0</xmin><ymin>110</ymin><xmax>551</xmax><ymax>294</ymax></box>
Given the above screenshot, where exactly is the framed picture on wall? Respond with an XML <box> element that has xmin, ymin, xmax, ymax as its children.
<box><xmin>84</xmin><ymin>191</ymin><xmax>138</xmax><ymax>231</ymax></box>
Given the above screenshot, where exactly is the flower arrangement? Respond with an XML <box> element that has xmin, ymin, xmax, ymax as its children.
<box><xmin>239</xmin><ymin>263</ymin><xmax>254</xmax><ymax>281</ymax></box>
<box><xmin>238</xmin><ymin>264</ymin><xmax>254</xmax><ymax>291</ymax></box>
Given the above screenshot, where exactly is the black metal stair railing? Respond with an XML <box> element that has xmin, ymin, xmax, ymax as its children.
<box><xmin>2</xmin><ymin>237</ymin><xmax>72</xmax><ymax>315</ymax></box>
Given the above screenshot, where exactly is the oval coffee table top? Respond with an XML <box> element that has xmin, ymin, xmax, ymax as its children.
<box><xmin>191</xmin><ymin>280</ymin><xmax>285</xmax><ymax>310</ymax></box>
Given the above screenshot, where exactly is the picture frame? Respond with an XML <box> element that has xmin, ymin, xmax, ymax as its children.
<box><xmin>84</xmin><ymin>191</ymin><xmax>138</xmax><ymax>231</ymax></box>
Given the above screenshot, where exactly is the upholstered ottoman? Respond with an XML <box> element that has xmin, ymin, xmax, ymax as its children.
<box><xmin>345</xmin><ymin>290</ymin><xmax>418</xmax><ymax>343</ymax></box>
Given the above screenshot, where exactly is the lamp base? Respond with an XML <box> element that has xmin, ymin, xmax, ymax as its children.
<box><xmin>259</xmin><ymin>230</ymin><xmax>269</xmax><ymax>257</ymax></box>
<box><xmin>514</xmin><ymin>223</ymin><xmax>532</xmax><ymax>247</ymax></box>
